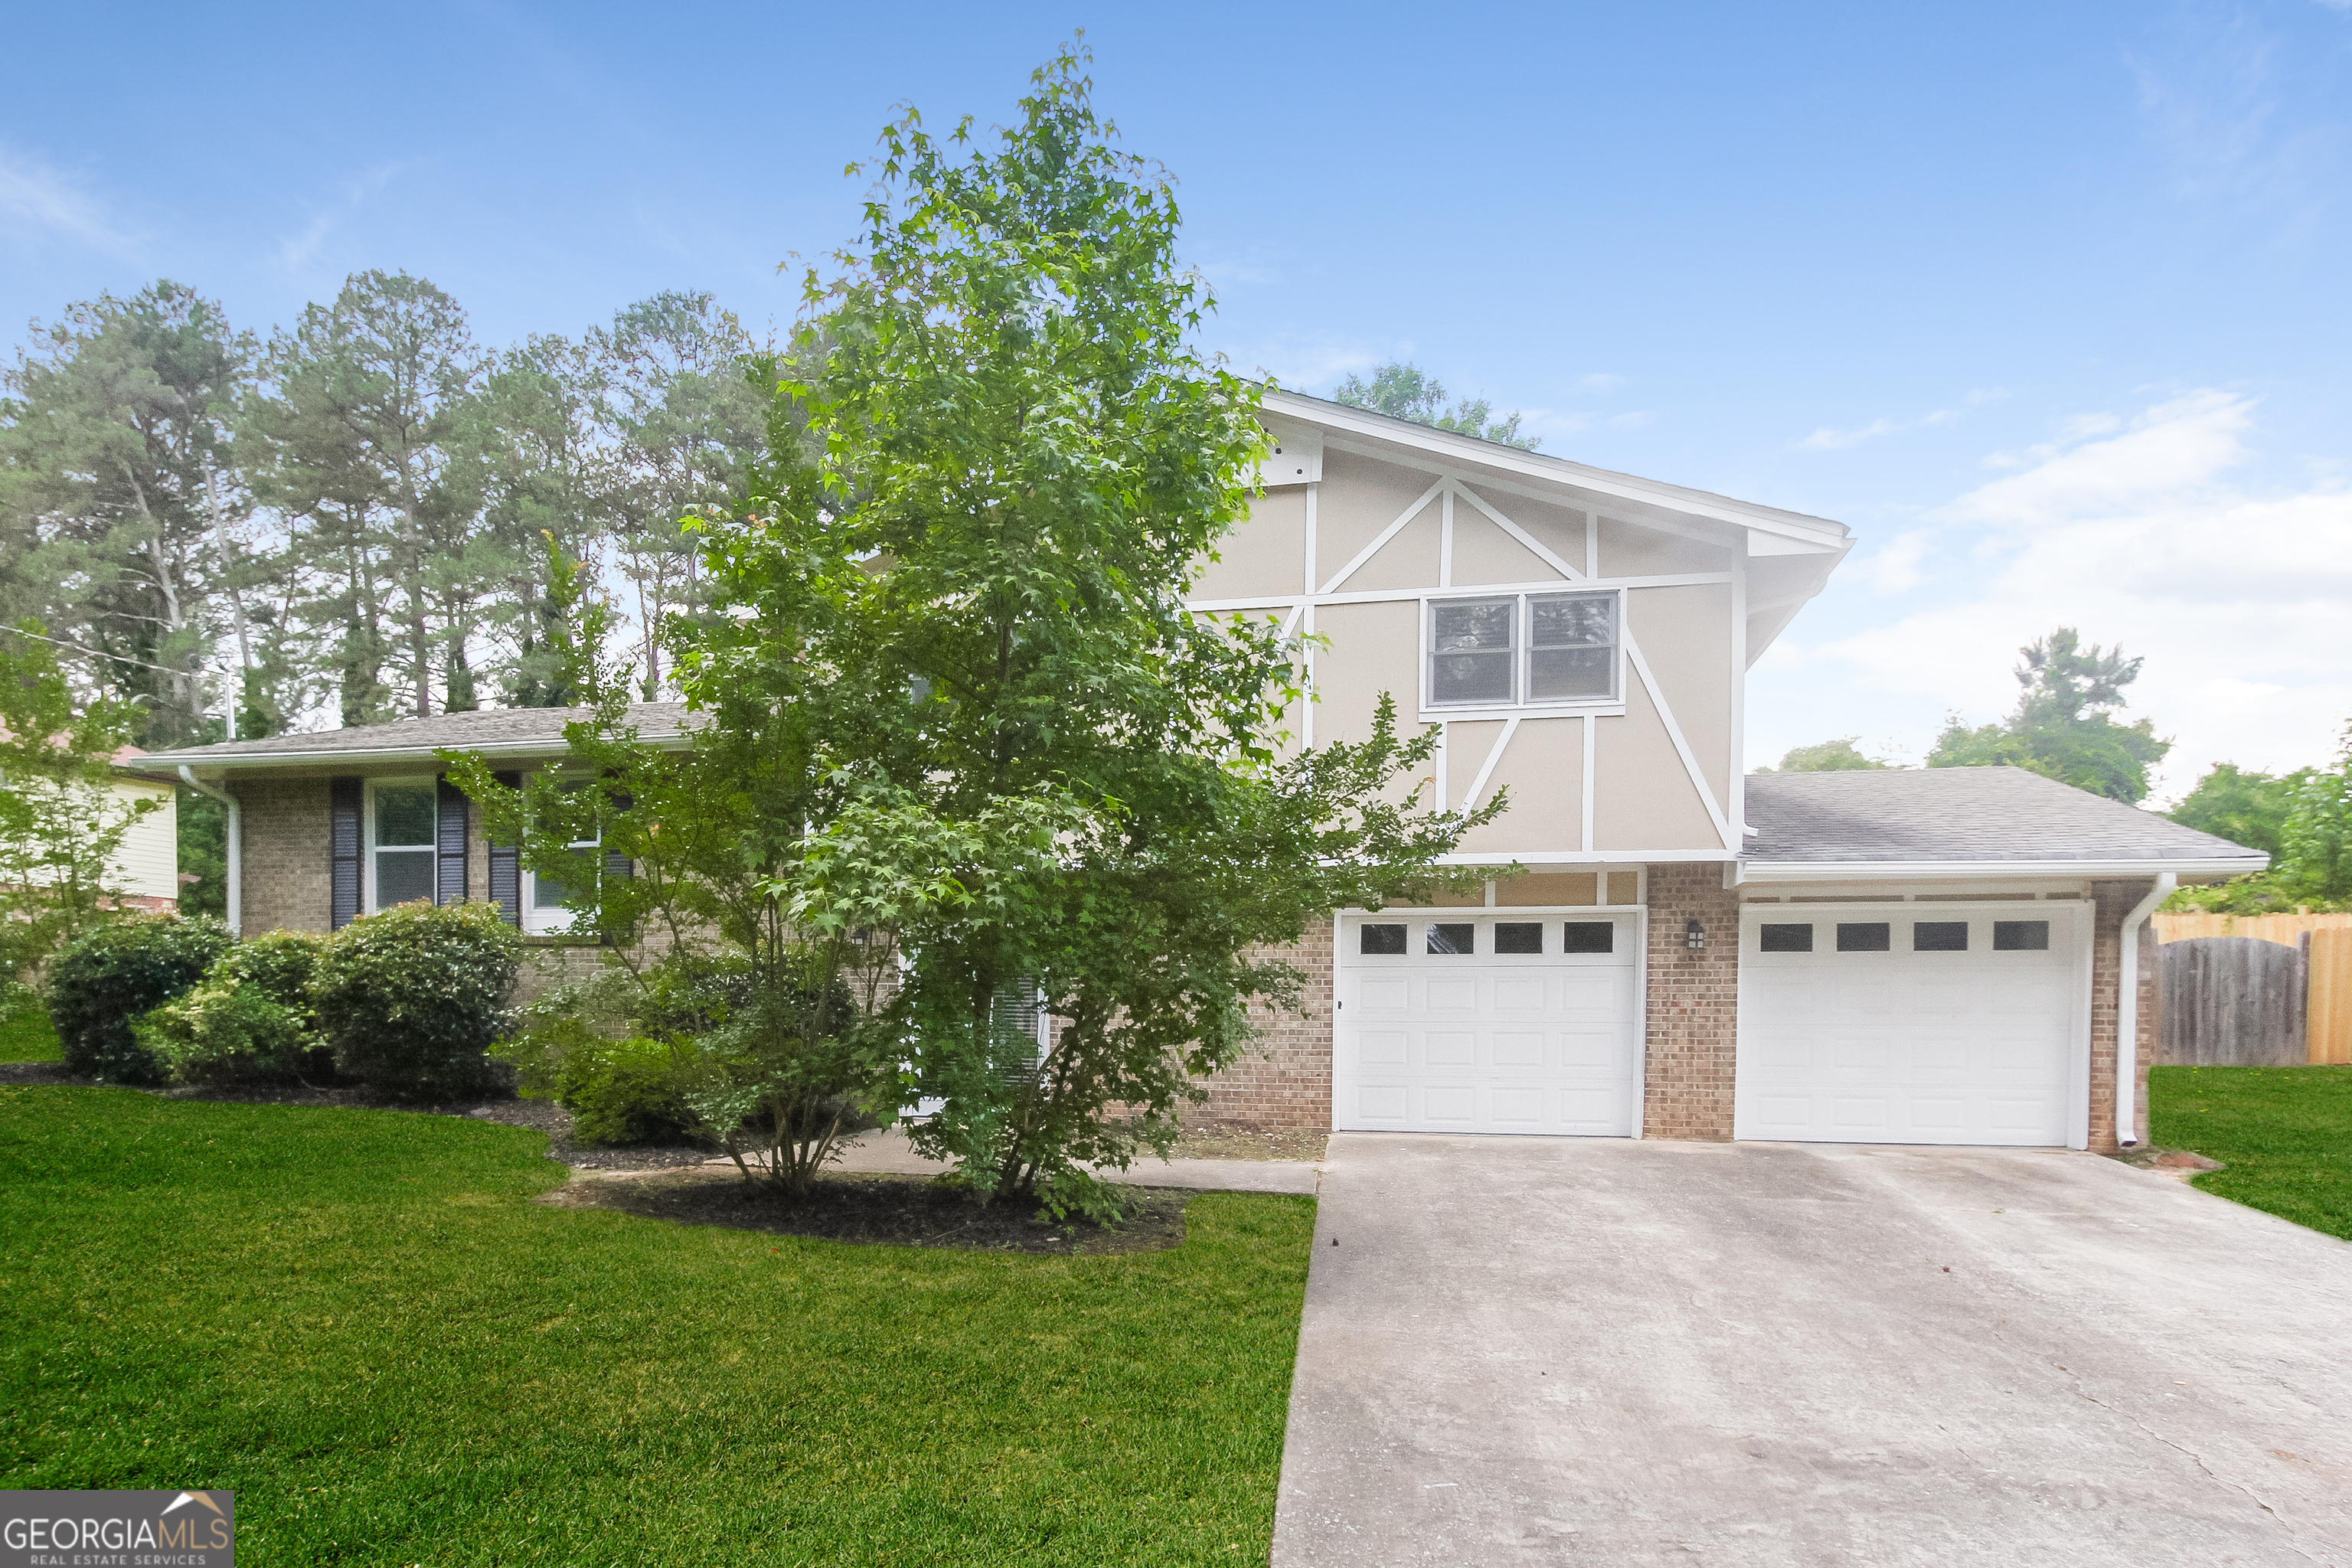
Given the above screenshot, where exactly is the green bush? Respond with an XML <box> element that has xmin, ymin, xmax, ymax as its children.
<box><xmin>563</xmin><ymin>1037</ymin><xmax>695</xmax><ymax>1146</ymax></box>
<box><xmin>46</xmin><ymin>916</ymin><xmax>235</xmax><ymax>1082</ymax></box>
<box><xmin>313</xmin><ymin>902</ymin><xmax>520</xmax><ymax>1099</ymax></box>
<box><xmin>136</xmin><ymin>931</ymin><xmax>333</xmax><ymax>1086</ymax></box>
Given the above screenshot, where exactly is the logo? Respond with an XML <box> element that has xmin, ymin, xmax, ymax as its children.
<box><xmin>1</xmin><ymin>1489</ymin><xmax>234</xmax><ymax>1567</ymax></box>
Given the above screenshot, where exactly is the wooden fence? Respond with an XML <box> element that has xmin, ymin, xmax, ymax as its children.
<box><xmin>2155</xmin><ymin>926</ymin><xmax>2352</xmax><ymax>1065</ymax></box>
<box><xmin>2154</xmin><ymin>910</ymin><xmax>2352</xmax><ymax>946</ymax></box>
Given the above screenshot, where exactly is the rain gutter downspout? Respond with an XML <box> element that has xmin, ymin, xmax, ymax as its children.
<box><xmin>2114</xmin><ymin>872</ymin><xmax>2175</xmax><ymax>1147</ymax></box>
<box><xmin>178</xmin><ymin>767</ymin><xmax>240</xmax><ymax>936</ymax></box>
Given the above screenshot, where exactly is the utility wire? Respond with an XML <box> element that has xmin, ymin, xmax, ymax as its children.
<box><xmin>0</xmin><ymin>622</ymin><xmax>211</xmax><ymax>678</ymax></box>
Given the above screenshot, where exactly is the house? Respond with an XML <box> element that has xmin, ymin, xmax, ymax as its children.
<box><xmin>2</xmin><ymin>750</ymin><xmax>181</xmax><ymax>913</ymax></box>
<box><xmin>144</xmin><ymin>390</ymin><xmax>2267</xmax><ymax>1152</ymax></box>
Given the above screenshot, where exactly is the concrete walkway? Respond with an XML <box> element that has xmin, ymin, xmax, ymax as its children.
<box><xmin>1273</xmin><ymin>1133</ymin><xmax>2352</xmax><ymax>1566</ymax></box>
<box><xmin>745</xmin><ymin>1126</ymin><xmax>1323</xmax><ymax>1195</ymax></box>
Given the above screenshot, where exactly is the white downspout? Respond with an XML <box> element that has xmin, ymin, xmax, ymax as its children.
<box><xmin>2114</xmin><ymin>872</ymin><xmax>2175</xmax><ymax>1147</ymax></box>
<box><xmin>178</xmin><ymin>767</ymin><xmax>240</xmax><ymax>936</ymax></box>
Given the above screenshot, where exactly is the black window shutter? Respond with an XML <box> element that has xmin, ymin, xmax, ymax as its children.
<box><xmin>597</xmin><ymin>788</ymin><xmax>633</xmax><ymax>947</ymax></box>
<box><xmin>486</xmin><ymin>769</ymin><xmax>521</xmax><ymax>927</ymax></box>
<box><xmin>435</xmin><ymin>776</ymin><xmax>469</xmax><ymax>906</ymax></box>
<box><xmin>329</xmin><ymin>776</ymin><xmax>363</xmax><ymax>930</ymax></box>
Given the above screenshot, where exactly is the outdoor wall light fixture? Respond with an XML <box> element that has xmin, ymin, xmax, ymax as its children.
<box><xmin>1684</xmin><ymin>918</ymin><xmax>1706</xmax><ymax>952</ymax></box>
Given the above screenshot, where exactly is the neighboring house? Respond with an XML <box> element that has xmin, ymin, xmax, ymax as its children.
<box><xmin>1</xmin><ymin>750</ymin><xmax>180</xmax><ymax>913</ymax></box>
<box><xmin>144</xmin><ymin>390</ymin><xmax>2266</xmax><ymax>1153</ymax></box>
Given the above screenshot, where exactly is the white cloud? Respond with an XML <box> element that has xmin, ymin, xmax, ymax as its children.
<box><xmin>1573</xmin><ymin>372</ymin><xmax>1625</xmax><ymax>393</ymax></box>
<box><xmin>1853</xmin><ymin>529</ymin><xmax>1933</xmax><ymax>595</ymax></box>
<box><xmin>1795</xmin><ymin>388</ymin><xmax>2003</xmax><ymax>452</ymax></box>
<box><xmin>273</xmin><ymin>162</ymin><xmax>409</xmax><ymax>278</ymax></box>
<box><xmin>1787</xmin><ymin>388</ymin><xmax>2352</xmax><ymax>799</ymax></box>
<box><xmin>0</xmin><ymin>145</ymin><xmax>134</xmax><ymax>253</ymax></box>
<box><xmin>1212</xmin><ymin>329</ymin><xmax>1388</xmax><ymax>390</ymax></box>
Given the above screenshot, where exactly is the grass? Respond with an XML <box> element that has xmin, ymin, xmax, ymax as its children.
<box><xmin>0</xmin><ymin>1087</ymin><xmax>1315</xmax><ymax>1566</ymax></box>
<box><xmin>2148</xmin><ymin>1063</ymin><xmax>2352</xmax><ymax>1241</ymax></box>
<box><xmin>0</xmin><ymin>1004</ymin><xmax>60</xmax><ymax>1063</ymax></box>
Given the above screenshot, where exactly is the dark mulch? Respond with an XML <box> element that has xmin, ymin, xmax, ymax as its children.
<box><xmin>0</xmin><ymin>1062</ymin><xmax>77</xmax><ymax>1086</ymax></box>
<box><xmin>543</xmin><ymin>1166</ymin><xmax>1191</xmax><ymax>1256</ymax></box>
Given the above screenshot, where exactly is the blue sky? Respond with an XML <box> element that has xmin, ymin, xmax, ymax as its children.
<box><xmin>6</xmin><ymin>1</ymin><xmax>2350</xmax><ymax>800</ymax></box>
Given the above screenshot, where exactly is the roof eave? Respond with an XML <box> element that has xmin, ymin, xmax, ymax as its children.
<box><xmin>1733</xmin><ymin>855</ymin><xmax>2269</xmax><ymax>885</ymax></box>
<box><xmin>166</xmin><ymin>730</ymin><xmax>696</xmax><ymax>773</ymax></box>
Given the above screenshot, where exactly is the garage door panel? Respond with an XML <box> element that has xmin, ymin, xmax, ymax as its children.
<box><xmin>1337</xmin><ymin>914</ymin><xmax>1639</xmax><ymax>1136</ymax></box>
<box><xmin>1738</xmin><ymin>905</ymin><xmax>2080</xmax><ymax>1148</ymax></box>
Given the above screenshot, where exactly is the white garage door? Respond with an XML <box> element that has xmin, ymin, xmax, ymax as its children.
<box><xmin>1734</xmin><ymin>901</ymin><xmax>2088</xmax><ymax>1147</ymax></box>
<box><xmin>1335</xmin><ymin>911</ymin><xmax>1640</xmax><ymax>1136</ymax></box>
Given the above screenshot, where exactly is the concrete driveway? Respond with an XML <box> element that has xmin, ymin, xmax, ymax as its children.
<box><xmin>1273</xmin><ymin>1134</ymin><xmax>2352</xmax><ymax>1566</ymax></box>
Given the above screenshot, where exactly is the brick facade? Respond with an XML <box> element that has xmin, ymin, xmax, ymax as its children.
<box><xmin>2087</xmin><ymin>877</ymin><xmax>2158</xmax><ymax>1155</ymax></box>
<box><xmin>1189</xmin><ymin>922</ymin><xmax>1337</xmax><ymax>1132</ymax></box>
<box><xmin>232</xmin><ymin>774</ymin><xmax>334</xmax><ymax>933</ymax></box>
<box><xmin>1640</xmin><ymin>862</ymin><xmax>1742</xmax><ymax>1141</ymax></box>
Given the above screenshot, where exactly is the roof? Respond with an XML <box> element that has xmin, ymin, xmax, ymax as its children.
<box><xmin>1741</xmin><ymin>767</ymin><xmax>2269</xmax><ymax>878</ymax></box>
<box><xmin>146</xmin><ymin>702</ymin><xmax>691</xmax><ymax>770</ymax></box>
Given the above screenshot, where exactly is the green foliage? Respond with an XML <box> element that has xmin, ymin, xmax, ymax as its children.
<box><xmin>498</xmin><ymin>954</ymin><xmax>757</xmax><ymax>1146</ymax></box>
<box><xmin>139</xmin><ymin>929</ymin><xmax>334</xmax><ymax>1087</ymax></box>
<box><xmin>0</xmin><ymin>625</ymin><xmax>163</xmax><ymax>978</ymax></box>
<box><xmin>2161</xmin><ymin>723</ymin><xmax>2352</xmax><ymax>913</ymax></box>
<box><xmin>1756</xmin><ymin>737</ymin><xmax>1890</xmax><ymax>773</ymax></box>
<box><xmin>311</xmin><ymin>900</ymin><xmax>520</xmax><ymax>1099</ymax></box>
<box><xmin>0</xmin><ymin>1088</ymin><xmax>1312</xmax><ymax>1563</ymax></box>
<box><xmin>2151</xmin><ymin>1066</ymin><xmax>2352</xmax><ymax>1241</ymax></box>
<box><xmin>449</xmin><ymin>47</ymin><xmax>1493</xmax><ymax>1220</ymax></box>
<box><xmin>559</xmin><ymin>1037</ymin><xmax>694</xmax><ymax>1146</ymax></box>
<box><xmin>175</xmin><ymin>785</ymin><xmax>227</xmax><ymax>917</ymax></box>
<box><xmin>2170</xmin><ymin>763</ymin><xmax>2302</xmax><ymax>857</ymax></box>
<box><xmin>1925</xmin><ymin>627</ymin><xmax>2170</xmax><ymax>802</ymax></box>
<box><xmin>44</xmin><ymin>916</ymin><xmax>234</xmax><ymax>1082</ymax></box>
<box><xmin>1332</xmin><ymin>360</ymin><xmax>1540</xmax><ymax>450</ymax></box>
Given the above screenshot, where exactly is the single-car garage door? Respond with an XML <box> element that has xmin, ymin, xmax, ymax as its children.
<box><xmin>1334</xmin><ymin>911</ymin><xmax>1640</xmax><ymax>1136</ymax></box>
<box><xmin>1734</xmin><ymin>900</ymin><xmax>2089</xmax><ymax>1147</ymax></box>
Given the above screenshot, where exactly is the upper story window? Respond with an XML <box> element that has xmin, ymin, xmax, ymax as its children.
<box><xmin>368</xmin><ymin>779</ymin><xmax>438</xmax><ymax>911</ymax></box>
<box><xmin>1426</xmin><ymin>589</ymin><xmax>1620</xmax><ymax>710</ymax></box>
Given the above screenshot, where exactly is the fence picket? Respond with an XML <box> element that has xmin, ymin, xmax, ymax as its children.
<box><xmin>2311</xmin><ymin>929</ymin><xmax>2352</xmax><ymax>1067</ymax></box>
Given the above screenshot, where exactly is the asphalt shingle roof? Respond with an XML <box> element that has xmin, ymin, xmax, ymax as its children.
<box><xmin>1742</xmin><ymin>766</ymin><xmax>2265</xmax><ymax>866</ymax></box>
<box><xmin>147</xmin><ymin>701</ymin><xmax>691</xmax><ymax>764</ymax></box>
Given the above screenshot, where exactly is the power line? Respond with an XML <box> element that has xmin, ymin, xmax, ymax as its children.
<box><xmin>0</xmin><ymin>622</ymin><xmax>213</xmax><ymax>679</ymax></box>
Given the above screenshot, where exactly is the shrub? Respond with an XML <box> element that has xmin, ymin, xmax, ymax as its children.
<box><xmin>136</xmin><ymin>931</ymin><xmax>333</xmax><ymax>1086</ymax></box>
<box><xmin>313</xmin><ymin>901</ymin><xmax>520</xmax><ymax>1099</ymax></box>
<box><xmin>46</xmin><ymin>916</ymin><xmax>235</xmax><ymax>1082</ymax></box>
<box><xmin>562</xmin><ymin>1036</ymin><xmax>696</xmax><ymax>1146</ymax></box>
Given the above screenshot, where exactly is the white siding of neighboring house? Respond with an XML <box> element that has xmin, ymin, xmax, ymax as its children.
<box><xmin>109</xmin><ymin>779</ymin><xmax>179</xmax><ymax>902</ymax></box>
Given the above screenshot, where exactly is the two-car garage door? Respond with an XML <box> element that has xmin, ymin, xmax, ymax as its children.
<box><xmin>1334</xmin><ymin>911</ymin><xmax>1640</xmax><ymax>1136</ymax></box>
<box><xmin>1734</xmin><ymin>901</ymin><xmax>2089</xmax><ymax>1147</ymax></box>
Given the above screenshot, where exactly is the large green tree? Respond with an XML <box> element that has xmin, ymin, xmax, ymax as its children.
<box><xmin>1333</xmin><ymin>360</ymin><xmax>1540</xmax><ymax>450</ymax></box>
<box><xmin>1926</xmin><ymin>628</ymin><xmax>2170</xmax><ymax>802</ymax></box>
<box><xmin>0</xmin><ymin>282</ymin><xmax>256</xmax><ymax>748</ymax></box>
<box><xmin>1754</xmin><ymin>737</ymin><xmax>1892</xmax><ymax>773</ymax></box>
<box><xmin>2170</xmin><ymin>763</ymin><xmax>2304</xmax><ymax>858</ymax></box>
<box><xmin>2167</xmin><ymin>727</ymin><xmax>2352</xmax><ymax>913</ymax></box>
<box><xmin>454</xmin><ymin>46</ymin><xmax>1493</xmax><ymax>1220</ymax></box>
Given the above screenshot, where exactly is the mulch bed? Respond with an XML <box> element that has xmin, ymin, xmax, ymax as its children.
<box><xmin>1168</xmin><ymin>1125</ymin><xmax>1328</xmax><ymax>1163</ymax></box>
<box><xmin>542</xmin><ymin>1166</ymin><xmax>1191</xmax><ymax>1256</ymax></box>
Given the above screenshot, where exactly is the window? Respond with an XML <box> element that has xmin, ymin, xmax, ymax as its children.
<box><xmin>368</xmin><ymin>779</ymin><xmax>436</xmax><ymax>911</ymax></box>
<box><xmin>1561</xmin><ymin>921</ymin><xmax>1614</xmax><ymax>954</ymax></box>
<box><xmin>1913</xmin><ymin>921</ymin><xmax>1969</xmax><ymax>952</ymax></box>
<box><xmin>1428</xmin><ymin>923</ymin><xmax>1475</xmax><ymax>955</ymax></box>
<box><xmin>1426</xmin><ymin>590</ymin><xmax>1619</xmax><ymax>709</ymax></box>
<box><xmin>524</xmin><ymin>780</ymin><xmax>602</xmax><ymax>936</ymax></box>
<box><xmin>1994</xmin><ymin>920</ymin><xmax>2050</xmax><ymax>952</ymax></box>
<box><xmin>1359</xmin><ymin>923</ymin><xmax>1407</xmax><ymax>956</ymax></box>
<box><xmin>1759</xmin><ymin>923</ymin><xmax>1814</xmax><ymax>953</ymax></box>
<box><xmin>1494</xmin><ymin>922</ymin><xmax>1544</xmax><ymax>954</ymax></box>
<box><xmin>1836</xmin><ymin>922</ymin><xmax>1891</xmax><ymax>952</ymax></box>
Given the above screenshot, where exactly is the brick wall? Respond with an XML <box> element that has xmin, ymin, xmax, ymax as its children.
<box><xmin>1642</xmin><ymin>862</ymin><xmax>1741</xmax><ymax>1141</ymax></box>
<box><xmin>1189</xmin><ymin>922</ymin><xmax>1335</xmax><ymax>1132</ymax></box>
<box><xmin>2088</xmin><ymin>877</ymin><xmax>2158</xmax><ymax>1155</ymax></box>
<box><xmin>232</xmin><ymin>775</ymin><xmax>332</xmax><ymax>933</ymax></box>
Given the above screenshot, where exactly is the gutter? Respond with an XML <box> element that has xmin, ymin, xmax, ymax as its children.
<box><xmin>2114</xmin><ymin>873</ymin><xmax>2176</xmax><ymax>1148</ymax></box>
<box><xmin>150</xmin><ymin>729</ymin><xmax>695</xmax><ymax>772</ymax></box>
<box><xmin>1729</xmin><ymin>856</ymin><xmax>2265</xmax><ymax>885</ymax></box>
<box><xmin>177</xmin><ymin>766</ymin><xmax>240</xmax><ymax>936</ymax></box>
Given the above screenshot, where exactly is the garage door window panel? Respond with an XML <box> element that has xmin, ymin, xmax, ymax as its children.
<box><xmin>1994</xmin><ymin>920</ymin><xmax>2050</xmax><ymax>951</ymax></box>
<box><xmin>1494</xmin><ymin>922</ymin><xmax>1544</xmax><ymax>955</ymax></box>
<box><xmin>1360</xmin><ymin>923</ymin><xmax>1407</xmax><ymax>956</ymax></box>
<box><xmin>1837</xmin><ymin>922</ymin><xmax>1893</xmax><ymax>952</ymax></box>
<box><xmin>1428</xmin><ymin>923</ymin><xmax>1475</xmax><ymax>955</ymax></box>
<box><xmin>1913</xmin><ymin>921</ymin><xmax>1969</xmax><ymax>952</ymax></box>
<box><xmin>1760</xmin><ymin>923</ymin><xmax>1814</xmax><ymax>953</ymax></box>
<box><xmin>1561</xmin><ymin>921</ymin><xmax>1614</xmax><ymax>955</ymax></box>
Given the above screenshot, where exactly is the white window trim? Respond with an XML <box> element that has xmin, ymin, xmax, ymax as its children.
<box><xmin>364</xmin><ymin>776</ymin><xmax>439</xmax><ymax>915</ymax></box>
<box><xmin>521</xmin><ymin>774</ymin><xmax>602</xmax><ymax>936</ymax></box>
<box><xmin>1419</xmin><ymin>586</ymin><xmax>1626</xmax><ymax>721</ymax></box>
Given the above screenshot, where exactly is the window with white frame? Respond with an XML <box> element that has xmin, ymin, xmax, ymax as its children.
<box><xmin>524</xmin><ymin>781</ymin><xmax>601</xmax><ymax>935</ymax></box>
<box><xmin>368</xmin><ymin>779</ymin><xmax>438</xmax><ymax>911</ymax></box>
<box><xmin>1426</xmin><ymin>589</ymin><xmax>1619</xmax><ymax>709</ymax></box>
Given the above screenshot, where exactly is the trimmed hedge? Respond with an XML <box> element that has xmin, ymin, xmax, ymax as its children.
<box><xmin>46</xmin><ymin>916</ymin><xmax>235</xmax><ymax>1082</ymax></box>
<box><xmin>312</xmin><ymin>901</ymin><xmax>520</xmax><ymax>1099</ymax></box>
<box><xmin>139</xmin><ymin>930</ymin><xmax>331</xmax><ymax>1086</ymax></box>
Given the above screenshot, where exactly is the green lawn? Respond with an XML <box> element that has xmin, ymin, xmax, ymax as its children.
<box><xmin>2149</xmin><ymin>1063</ymin><xmax>2352</xmax><ymax>1241</ymax></box>
<box><xmin>0</xmin><ymin>1004</ymin><xmax>61</xmax><ymax>1062</ymax></box>
<box><xmin>0</xmin><ymin>1087</ymin><xmax>1314</xmax><ymax>1566</ymax></box>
